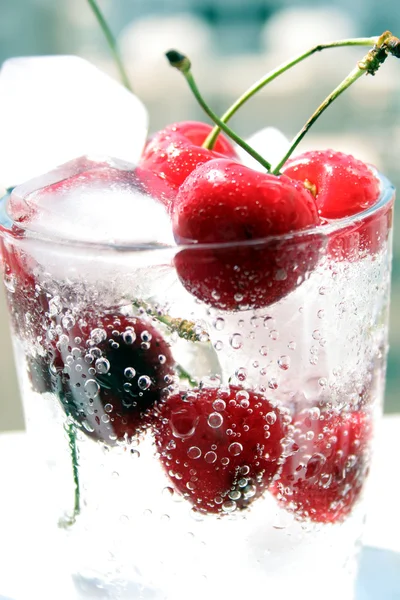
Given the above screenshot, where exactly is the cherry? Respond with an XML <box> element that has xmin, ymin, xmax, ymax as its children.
<box><xmin>271</xmin><ymin>408</ymin><xmax>372</xmax><ymax>523</ymax></box>
<box><xmin>281</xmin><ymin>150</ymin><xmax>391</xmax><ymax>259</ymax></box>
<box><xmin>172</xmin><ymin>158</ymin><xmax>321</xmax><ymax>311</ymax></box>
<box><xmin>0</xmin><ymin>238</ymin><xmax>48</xmax><ymax>342</ymax></box>
<box><xmin>160</xmin><ymin>121</ymin><xmax>239</xmax><ymax>157</ymax></box>
<box><xmin>282</xmin><ymin>151</ymin><xmax>380</xmax><ymax>220</ymax></box>
<box><xmin>139</xmin><ymin>121</ymin><xmax>239</xmax><ymax>199</ymax></box>
<box><xmin>51</xmin><ymin>313</ymin><xmax>175</xmax><ymax>443</ymax></box>
<box><xmin>153</xmin><ymin>385</ymin><xmax>286</xmax><ymax>514</ymax></box>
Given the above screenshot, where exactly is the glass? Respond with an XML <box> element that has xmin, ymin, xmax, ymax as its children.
<box><xmin>0</xmin><ymin>158</ymin><xmax>394</xmax><ymax>600</ymax></box>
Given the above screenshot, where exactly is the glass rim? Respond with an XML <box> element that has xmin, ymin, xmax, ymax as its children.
<box><xmin>0</xmin><ymin>170</ymin><xmax>395</xmax><ymax>254</ymax></box>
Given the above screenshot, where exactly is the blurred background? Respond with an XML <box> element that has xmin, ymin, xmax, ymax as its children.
<box><xmin>0</xmin><ymin>0</ymin><xmax>399</xmax><ymax>430</ymax></box>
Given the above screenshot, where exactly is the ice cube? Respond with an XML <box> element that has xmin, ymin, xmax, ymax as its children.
<box><xmin>0</xmin><ymin>56</ymin><xmax>148</xmax><ymax>188</ymax></box>
<box><xmin>6</xmin><ymin>157</ymin><xmax>176</xmax><ymax>302</ymax></box>
<box><xmin>9</xmin><ymin>156</ymin><xmax>173</xmax><ymax>245</ymax></box>
<box><xmin>240</xmin><ymin>127</ymin><xmax>290</xmax><ymax>172</ymax></box>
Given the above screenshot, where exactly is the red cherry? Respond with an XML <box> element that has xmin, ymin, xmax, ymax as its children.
<box><xmin>153</xmin><ymin>386</ymin><xmax>286</xmax><ymax>514</ymax></box>
<box><xmin>282</xmin><ymin>150</ymin><xmax>390</xmax><ymax>259</ymax></box>
<box><xmin>52</xmin><ymin>314</ymin><xmax>175</xmax><ymax>444</ymax></box>
<box><xmin>282</xmin><ymin>150</ymin><xmax>380</xmax><ymax>219</ymax></box>
<box><xmin>160</xmin><ymin>121</ymin><xmax>238</xmax><ymax>158</ymax></box>
<box><xmin>271</xmin><ymin>408</ymin><xmax>372</xmax><ymax>523</ymax></box>
<box><xmin>172</xmin><ymin>159</ymin><xmax>321</xmax><ymax>311</ymax></box>
<box><xmin>139</xmin><ymin>121</ymin><xmax>239</xmax><ymax>197</ymax></box>
<box><xmin>0</xmin><ymin>239</ymin><xmax>47</xmax><ymax>342</ymax></box>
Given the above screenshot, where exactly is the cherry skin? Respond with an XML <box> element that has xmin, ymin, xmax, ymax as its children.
<box><xmin>139</xmin><ymin>121</ymin><xmax>239</xmax><ymax>199</ymax></box>
<box><xmin>282</xmin><ymin>150</ymin><xmax>391</xmax><ymax>259</ymax></box>
<box><xmin>172</xmin><ymin>158</ymin><xmax>321</xmax><ymax>311</ymax></box>
<box><xmin>282</xmin><ymin>150</ymin><xmax>380</xmax><ymax>219</ymax></box>
<box><xmin>162</xmin><ymin>121</ymin><xmax>238</xmax><ymax>158</ymax></box>
<box><xmin>271</xmin><ymin>408</ymin><xmax>372</xmax><ymax>523</ymax></box>
<box><xmin>51</xmin><ymin>314</ymin><xmax>175</xmax><ymax>444</ymax></box>
<box><xmin>153</xmin><ymin>386</ymin><xmax>286</xmax><ymax>514</ymax></box>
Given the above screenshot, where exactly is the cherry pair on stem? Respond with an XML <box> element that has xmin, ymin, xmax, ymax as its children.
<box><xmin>139</xmin><ymin>33</ymin><xmax>398</xmax><ymax>310</ymax></box>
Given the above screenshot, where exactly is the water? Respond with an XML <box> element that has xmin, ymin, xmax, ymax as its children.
<box><xmin>0</xmin><ymin>161</ymin><xmax>394</xmax><ymax>600</ymax></box>
<box><xmin>0</xmin><ymin>56</ymin><xmax>148</xmax><ymax>188</ymax></box>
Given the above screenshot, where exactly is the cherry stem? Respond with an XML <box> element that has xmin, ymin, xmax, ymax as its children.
<box><xmin>272</xmin><ymin>31</ymin><xmax>400</xmax><ymax>174</ymax></box>
<box><xmin>166</xmin><ymin>50</ymin><xmax>271</xmax><ymax>171</ymax></box>
<box><xmin>204</xmin><ymin>37</ymin><xmax>378</xmax><ymax>150</ymax></box>
<box><xmin>59</xmin><ymin>422</ymin><xmax>80</xmax><ymax>528</ymax></box>
<box><xmin>176</xmin><ymin>364</ymin><xmax>197</xmax><ymax>387</ymax></box>
<box><xmin>86</xmin><ymin>0</ymin><xmax>133</xmax><ymax>92</ymax></box>
<box><xmin>132</xmin><ymin>299</ymin><xmax>209</xmax><ymax>343</ymax></box>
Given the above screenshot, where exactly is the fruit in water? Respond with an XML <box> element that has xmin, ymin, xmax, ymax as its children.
<box><xmin>153</xmin><ymin>385</ymin><xmax>286</xmax><ymax>514</ymax></box>
<box><xmin>271</xmin><ymin>408</ymin><xmax>372</xmax><ymax>523</ymax></box>
<box><xmin>172</xmin><ymin>158</ymin><xmax>321</xmax><ymax>311</ymax></box>
<box><xmin>282</xmin><ymin>150</ymin><xmax>380</xmax><ymax>220</ymax></box>
<box><xmin>52</xmin><ymin>314</ymin><xmax>174</xmax><ymax>443</ymax></box>
<box><xmin>282</xmin><ymin>150</ymin><xmax>389</xmax><ymax>259</ymax></box>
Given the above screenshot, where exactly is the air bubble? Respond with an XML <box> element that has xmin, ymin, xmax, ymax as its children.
<box><xmin>278</xmin><ymin>355</ymin><xmax>290</xmax><ymax>370</ymax></box>
<box><xmin>90</xmin><ymin>328</ymin><xmax>107</xmax><ymax>344</ymax></box>
<box><xmin>243</xmin><ymin>484</ymin><xmax>257</xmax><ymax>499</ymax></box>
<box><xmin>222</xmin><ymin>500</ymin><xmax>237</xmax><ymax>513</ymax></box>
<box><xmin>208</xmin><ymin>412</ymin><xmax>223</xmax><ymax>429</ymax></box>
<box><xmin>204</xmin><ymin>451</ymin><xmax>217</xmax><ymax>464</ymax></box>
<box><xmin>214</xmin><ymin>340</ymin><xmax>224</xmax><ymax>352</ymax></box>
<box><xmin>259</xmin><ymin>346</ymin><xmax>268</xmax><ymax>356</ymax></box>
<box><xmin>213</xmin><ymin>317</ymin><xmax>225</xmax><ymax>331</ymax></box>
<box><xmin>235</xmin><ymin>390</ymin><xmax>249</xmax><ymax>404</ymax></box>
<box><xmin>138</xmin><ymin>375</ymin><xmax>151</xmax><ymax>390</ymax></box>
<box><xmin>269</xmin><ymin>330</ymin><xmax>279</xmax><ymax>341</ymax></box>
<box><xmin>268</xmin><ymin>379</ymin><xmax>278</xmax><ymax>390</ymax></box>
<box><xmin>104</xmin><ymin>403</ymin><xmax>113</xmax><ymax>413</ymax></box>
<box><xmin>187</xmin><ymin>446</ymin><xmax>201</xmax><ymax>459</ymax></box>
<box><xmin>124</xmin><ymin>367</ymin><xmax>136</xmax><ymax>379</ymax></box>
<box><xmin>158</xmin><ymin>355</ymin><xmax>166</xmax><ymax>365</ymax></box>
<box><xmin>213</xmin><ymin>399</ymin><xmax>226</xmax><ymax>412</ymax></box>
<box><xmin>84</xmin><ymin>379</ymin><xmax>100</xmax><ymax>399</ymax></box>
<box><xmin>62</xmin><ymin>315</ymin><xmax>76</xmax><ymax>331</ymax></box>
<box><xmin>235</xmin><ymin>367</ymin><xmax>247</xmax><ymax>382</ymax></box>
<box><xmin>141</xmin><ymin>330</ymin><xmax>152</xmax><ymax>342</ymax></box>
<box><xmin>123</xmin><ymin>329</ymin><xmax>136</xmax><ymax>345</ymax></box>
<box><xmin>95</xmin><ymin>357</ymin><xmax>110</xmax><ymax>374</ymax></box>
<box><xmin>265</xmin><ymin>411</ymin><xmax>277</xmax><ymax>425</ymax></box>
<box><xmin>230</xmin><ymin>333</ymin><xmax>243</xmax><ymax>350</ymax></box>
<box><xmin>228</xmin><ymin>442</ymin><xmax>243</xmax><ymax>456</ymax></box>
<box><xmin>229</xmin><ymin>490</ymin><xmax>241</xmax><ymax>501</ymax></box>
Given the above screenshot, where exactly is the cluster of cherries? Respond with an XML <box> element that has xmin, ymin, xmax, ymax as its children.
<box><xmin>139</xmin><ymin>121</ymin><xmax>390</xmax><ymax>311</ymax></box>
<box><xmin>3</xmin><ymin>32</ymin><xmax>394</xmax><ymax>522</ymax></box>
<box><xmin>0</xmin><ymin>114</ymin><xmax>379</xmax><ymax>523</ymax></box>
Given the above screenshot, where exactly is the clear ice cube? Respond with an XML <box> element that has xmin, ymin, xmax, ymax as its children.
<box><xmin>9</xmin><ymin>155</ymin><xmax>173</xmax><ymax>245</ymax></box>
<box><xmin>0</xmin><ymin>56</ymin><xmax>148</xmax><ymax>188</ymax></box>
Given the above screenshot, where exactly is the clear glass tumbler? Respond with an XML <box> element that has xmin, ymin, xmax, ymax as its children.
<box><xmin>0</xmin><ymin>157</ymin><xmax>395</xmax><ymax>600</ymax></box>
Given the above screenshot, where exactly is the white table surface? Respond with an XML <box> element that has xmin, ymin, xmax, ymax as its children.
<box><xmin>1</xmin><ymin>416</ymin><xmax>399</xmax><ymax>600</ymax></box>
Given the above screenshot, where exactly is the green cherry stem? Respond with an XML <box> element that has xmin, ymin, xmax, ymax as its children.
<box><xmin>86</xmin><ymin>0</ymin><xmax>133</xmax><ymax>92</ymax></box>
<box><xmin>166</xmin><ymin>50</ymin><xmax>271</xmax><ymax>171</ymax></box>
<box><xmin>60</xmin><ymin>421</ymin><xmax>80</xmax><ymax>528</ymax></box>
<box><xmin>203</xmin><ymin>36</ymin><xmax>378</xmax><ymax>150</ymax></box>
<box><xmin>132</xmin><ymin>299</ymin><xmax>209</xmax><ymax>343</ymax></box>
<box><xmin>272</xmin><ymin>31</ymin><xmax>400</xmax><ymax>174</ymax></box>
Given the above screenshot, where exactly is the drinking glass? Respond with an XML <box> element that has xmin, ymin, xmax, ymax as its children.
<box><xmin>0</xmin><ymin>158</ymin><xmax>394</xmax><ymax>600</ymax></box>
